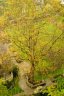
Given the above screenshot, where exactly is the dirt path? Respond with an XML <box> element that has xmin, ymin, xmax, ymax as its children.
<box><xmin>16</xmin><ymin>62</ymin><xmax>34</xmax><ymax>96</ymax></box>
<box><xmin>19</xmin><ymin>75</ymin><xmax>33</xmax><ymax>95</ymax></box>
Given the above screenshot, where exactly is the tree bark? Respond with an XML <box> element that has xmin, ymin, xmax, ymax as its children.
<box><xmin>28</xmin><ymin>62</ymin><xmax>35</xmax><ymax>84</ymax></box>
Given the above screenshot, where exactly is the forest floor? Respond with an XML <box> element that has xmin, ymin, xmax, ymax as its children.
<box><xmin>18</xmin><ymin>62</ymin><xmax>34</xmax><ymax>95</ymax></box>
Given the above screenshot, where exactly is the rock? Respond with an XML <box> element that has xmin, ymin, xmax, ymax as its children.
<box><xmin>34</xmin><ymin>86</ymin><xmax>43</xmax><ymax>94</ymax></box>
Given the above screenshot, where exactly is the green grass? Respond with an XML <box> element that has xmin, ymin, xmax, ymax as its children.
<box><xmin>8</xmin><ymin>85</ymin><xmax>23</xmax><ymax>96</ymax></box>
<box><xmin>8</xmin><ymin>78</ymin><xmax>24</xmax><ymax>96</ymax></box>
<box><xmin>0</xmin><ymin>78</ymin><xmax>23</xmax><ymax>96</ymax></box>
<box><xmin>34</xmin><ymin>72</ymin><xmax>42</xmax><ymax>82</ymax></box>
<box><xmin>0</xmin><ymin>84</ymin><xmax>23</xmax><ymax>96</ymax></box>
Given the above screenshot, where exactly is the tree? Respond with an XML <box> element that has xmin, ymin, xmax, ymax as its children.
<box><xmin>2</xmin><ymin>0</ymin><xmax>64</xmax><ymax>83</ymax></box>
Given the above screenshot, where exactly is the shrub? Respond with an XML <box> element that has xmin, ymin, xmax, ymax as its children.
<box><xmin>0</xmin><ymin>85</ymin><xmax>8</xmax><ymax>96</ymax></box>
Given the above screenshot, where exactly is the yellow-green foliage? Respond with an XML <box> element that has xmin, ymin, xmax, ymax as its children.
<box><xmin>0</xmin><ymin>78</ymin><xmax>5</xmax><ymax>85</ymax></box>
<box><xmin>0</xmin><ymin>0</ymin><xmax>64</xmax><ymax>95</ymax></box>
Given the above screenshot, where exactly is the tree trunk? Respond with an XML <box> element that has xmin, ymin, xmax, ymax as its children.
<box><xmin>28</xmin><ymin>63</ymin><xmax>35</xmax><ymax>84</ymax></box>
